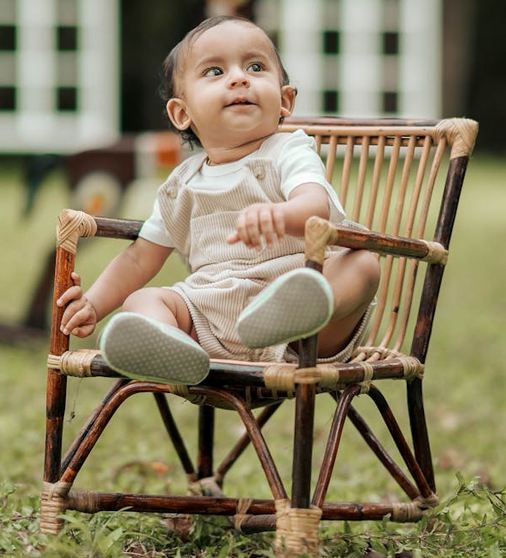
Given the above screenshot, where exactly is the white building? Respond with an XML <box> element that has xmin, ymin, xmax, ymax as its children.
<box><xmin>0</xmin><ymin>0</ymin><xmax>443</xmax><ymax>154</ymax></box>
<box><xmin>0</xmin><ymin>0</ymin><xmax>119</xmax><ymax>153</ymax></box>
<box><xmin>256</xmin><ymin>0</ymin><xmax>442</xmax><ymax>119</ymax></box>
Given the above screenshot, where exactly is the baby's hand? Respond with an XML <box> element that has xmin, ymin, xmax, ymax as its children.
<box><xmin>227</xmin><ymin>203</ymin><xmax>285</xmax><ymax>249</ymax></box>
<box><xmin>57</xmin><ymin>272</ymin><xmax>97</xmax><ymax>337</ymax></box>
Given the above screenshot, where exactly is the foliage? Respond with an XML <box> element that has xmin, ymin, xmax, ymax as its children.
<box><xmin>0</xmin><ymin>476</ymin><xmax>505</xmax><ymax>557</ymax></box>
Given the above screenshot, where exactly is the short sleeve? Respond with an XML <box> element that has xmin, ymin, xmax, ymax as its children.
<box><xmin>278</xmin><ymin>129</ymin><xmax>346</xmax><ymax>224</ymax></box>
<box><xmin>138</xmin><ymin>198</ymin><xmax>174</xmax><ymax>247</ymax></box>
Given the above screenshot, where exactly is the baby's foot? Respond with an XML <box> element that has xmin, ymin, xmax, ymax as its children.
<box><xmin>237</xmin><ymin>268</ymin><xmax>334</xmax><ymax>348</ymax></box>
<box><xmin>100</xmin><ymin>312</ymin><xmax>209</xmax><ymax>384</ymax></box>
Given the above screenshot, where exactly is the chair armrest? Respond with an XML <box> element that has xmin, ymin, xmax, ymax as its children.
<box><xmin>94</xmin><ymin>216</ymin><xmax>144</xmax><ymax>240</ymax></box>
<box><xmin>56</xmin><ymin>209</ymin><xmax>144</xmax><ymax>255</ymax></box>
<box><xmin>304</xmin><ymin>216</ymin><xmax>448</xmax><ymax>266</ymax></box>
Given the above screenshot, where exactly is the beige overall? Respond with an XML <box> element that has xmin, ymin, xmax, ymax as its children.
<box><xmin>157</xmin><ymin>143</ymin><xmax>373</xmax><ymax>363</ymax></box>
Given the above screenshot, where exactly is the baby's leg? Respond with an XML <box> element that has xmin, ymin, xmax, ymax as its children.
<box><xmin>237</xmin><ymin>250</ymin><xmax>379</xmax><ymax>353</ymax></box>
<box><xmin>122</xmin><ymin>287</ymin><xmax>195</xmax><ymax>338</ymax></box>
<box><xmin>318</xmin><ymin>249</ymin><xmax>380</xmax><ymax>358</ymax></box>
<box><xmin>100</xmin><ymin>287</ymin><xmax>208</xmax><ymax>384</ymax></box>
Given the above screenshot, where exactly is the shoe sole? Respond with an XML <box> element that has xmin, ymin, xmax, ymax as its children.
<box><xmin>237</xmin><ymin>268</ymin><xmax>334</xmax><ymax>348</ymax></box>
<box><xmin>100</xmin><ymin>312</ymin><xmax>209</xmax><ymax>385</ymax></box>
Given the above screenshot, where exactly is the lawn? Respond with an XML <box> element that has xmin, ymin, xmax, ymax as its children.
<box><xmin>0</xmin><ymin>154</ymin><xmax>505</xmax><ymax>557</ymax></box>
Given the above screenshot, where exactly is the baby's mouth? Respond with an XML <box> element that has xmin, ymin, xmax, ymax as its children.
<box><xmin>226</xmin><ymin>97</ymin><xmax>255</xmax><ymax>107</ymax></box>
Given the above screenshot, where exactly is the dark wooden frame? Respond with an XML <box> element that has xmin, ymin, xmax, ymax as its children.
<box><xmin>42</xmin><ymin>117</ymin><xmax>478</xmax><ymax>553</ymax></box>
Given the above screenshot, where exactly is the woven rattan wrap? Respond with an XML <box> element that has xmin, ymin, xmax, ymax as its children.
<box><xmin>399</xmin><ymin>356</ymin><xmax>425</xmax><ymax>380</ymax></box>
<box><xmin>40</xmin><ymin>481</ymin><xmax>71</xmax><ymax>534</ymax></box>
<box><xmin>274</xmin><ymin>499</ymin><xmax>322</xmax><ymax>557</ymax></box>
<box><xmin>304</xmin><ymin>216</ymin><xmax>338</xmax><ymax>265</ymax></box>
<box><xmin>358</xmin><ymin>362</ymin><xmax>374</xmax><ymax>394</ymax></box>
<box><xmin>68</xmin><ymin>490</ymin><xmax>101</xmax><ymax>513</ymax></box>
<box><xmin>263</xmin><ymin>353</ymin><xmax>423</xmax><ymax>392</ymax></box>
<box><xmin>434</xmin><ymin>118</ymin><xmax>478</xmax><ymax>160</ymax></box>
<box><xmin>263</xmin><ymin>364</ymin><xmax>297</xmax><ymax>392</ymax></box>
<box><xmin>47</xmin><ymin>349</ymin><xmax>100</xmax><ymax>377</ymax></box>
<box><xmin>233</xmin><ymin>498</ymin><xmax>253</xmax><ymax>531</ymax></box>
<box><xmin>421</xmin><ymin>240</ymin><xmax>448</xmax><ymax>265</ymax></box>
<box><xmin>187</xmin><ymin>478</ymin><xmax>253</xmax><ymax>531</ymax></box>
<box><xmin>264</xmin><ymin>364</ymin><xmax>339</xmax><ymax>392</ymax></box>
<box><xmin>187</xmin><ymin>476</ymin><xmax>222</xmax><ymax>497</ymax></box>
<box><xmin>57</xmin><ymin>209</ymin><xmax>97</xmax><ymax>255</ymax></box>
<box><xmin>391</xmin><ymin>494</ymin><xmax>439</xmax><ymax>522</ymax></box>
<box><xmin>352</xmin><ymin>347</ymin><xmax>424</xmax><ymax>380</ymax></box>
<box><xmin>169</xmin><ymin>385</ymin><xmax>207</xmax><ymax>406</ymax></box>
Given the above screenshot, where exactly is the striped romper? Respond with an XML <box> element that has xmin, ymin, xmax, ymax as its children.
<box><xmin>140</xmin><ymin>131</ymin><xmax>374</xmax><ymax>363</ymax></box>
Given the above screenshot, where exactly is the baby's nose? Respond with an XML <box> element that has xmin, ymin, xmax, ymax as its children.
<box><xmin>229</xmin><ymin>69</ymin><xmax>250</xmax><ymax>88</ymax></box>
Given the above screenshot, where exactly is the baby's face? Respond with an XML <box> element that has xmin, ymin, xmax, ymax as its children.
<box><xmin>167</xmin><ymin>21</ymin><xmax>294</xmax><ymax>150</ymax></box>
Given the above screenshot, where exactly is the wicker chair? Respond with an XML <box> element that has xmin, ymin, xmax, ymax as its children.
<box><xmin>42</xmin><ymin>116</ymin><xmax>478</xmax><ymax>557</ymax></box>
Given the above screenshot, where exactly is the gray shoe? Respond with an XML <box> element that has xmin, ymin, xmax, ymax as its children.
<box><xmin>100</xmin><ymin>312</ymin><xmax>209</xmax><ymax>385</ymax></box>
<box><xmin>237</xmin><ymin>268</ymin><xmax>334</xmax><ymax>348</ymax></box>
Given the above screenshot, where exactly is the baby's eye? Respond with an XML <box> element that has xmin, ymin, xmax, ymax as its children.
<box><xmin>247</xmin><ymin>62</ymin><xmax>263</xmax><ymax>73</ymax></box>
<box><xmin>204</xmin><ymin>67</ymin><xmax>222</xmax><ymax>77</ymax></box>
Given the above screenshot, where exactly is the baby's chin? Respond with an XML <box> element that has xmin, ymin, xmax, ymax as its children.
<box><xmin>222</xmin><ymin>120</ymin><xmax>279</xmax><ymax>144</ymax></box>
<box><xmin>227</xmin><ymin>132</ymin><xmax>274</xmax><ymax>151</ymax></box>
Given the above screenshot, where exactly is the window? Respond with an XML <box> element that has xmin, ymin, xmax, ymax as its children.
<box><xmin>382</xmin><ymin>91</ymin><xmax>398</xmax><ymax>113</ymax></box>
<box><xmin>323</xmin><ymin>31</ymin><xmax>340</xmax><ymax>55</ymax></box>
<box><xmin>56</xmin><ymin>86</ymin><xmax>78</xmax><ymax>111</ymax></box>
<box><xmin>0</xmin><ymin>25</ymin><xmax>16</xmax><ymax>51</ymax></box>
<box><xmin>323</xmin><ymin>90</ymin><xmax>339</xmax><ymax>113</ymax></box>
<box><xmin>0</xmin><ymin>86</ymin><xmax>15</xmax><ymax>110</ymax></box>
<box><xmin>382</xmin><ymin>32</ymin><xmax>399</xmax><ymax>55</ymax></box>
<box><xmin>57</xmin><ymin>26</ymin><xmax>78</xmax><ymax>51</ymax></box>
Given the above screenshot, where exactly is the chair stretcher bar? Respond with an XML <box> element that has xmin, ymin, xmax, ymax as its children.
<box><xmin>66</xmin><ymin>490</ymin><xmax>430</xmax><ymax>523</ymax></box>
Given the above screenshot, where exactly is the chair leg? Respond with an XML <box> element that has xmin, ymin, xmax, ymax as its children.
<box><xmin>153</xmin><ymin>393</ymin><xmax>196</xmax><ymax>480</ymax></box>
<box><xmin>44</xmin><ymin>372</ymin><xmax>68</xmax><ymax>485</ymax></box>
<box><xmin>61</xmin><ymin>379</ymin><xmax>128</xmax><ymax>474</ymax></box>
<box><xmin>42</xmin><ymin>245</ymin><xmax>75</xmax><ymax>534</ymax></box>
<box><xmin>368</xmin><ymin>386</ymin><xmax>435</xmax><ymax>499</ymax></box>
<box><xmin>291</xmin><ymin>382</ymin><xmax>316</xmax><ymax>508</ymax></box>
<box><xmin>216</xmin><ymin>401</ymin><xmax>282</xmax><ymax>484</ymax></box>
<box><xmin>291</xmin><ymin>336</ymin><xmax>319</xmax><ymax>507</ymax></box>
<box><xmin>42</xmin><ymin>372</ymin><xmax>70</xmax><ymax>535</ymax></box>
<box><xmin>345</xmin><ymin>401</ymin><xmax>420</xmax><ymax>500</ymax></box>
<box><xmin>190</xmin><ymin>386</ymin><xmax>287</xmax><ymax>500</ymax></box>
<box><xmin>312</xmin><ymin>385</ymin><xmax>361</xmax><ymax>508</ymax></box>
<box><xmin>407</xmin><ymin>378</ymin><xmax>436</xmax><ymax>491</ymax></box>
<box><xmin>198</xmin><ymin>405</ymin><xmax>214</xmax><ymax>479</ymax></box>
<box><xmin>274</xmin><ymin>335</ymin><xmax>322</xmax><ymax>558</ymax></box>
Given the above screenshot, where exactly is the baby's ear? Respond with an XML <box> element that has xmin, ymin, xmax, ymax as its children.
<box><xmin>280</xmin><ymin>85</ymin><xmax>297</xmax><ymax>118</ymax></box>
<box><xmin>166</xmin><ymin>98</ymin><xmax>192</xmax><ymax>130</ymax></box>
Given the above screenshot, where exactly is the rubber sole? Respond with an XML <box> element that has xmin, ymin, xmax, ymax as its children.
<box><xmin>100</xmin><ymin>312</ymin><xmax>209</xmax><ymax>385</ymax></box>
<box><xmin>237</xmin><ymin>268</ymin><xmax>334</xmax><ymax>348</ymax></box>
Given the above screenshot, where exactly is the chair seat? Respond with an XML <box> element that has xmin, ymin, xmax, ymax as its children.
<box><xmin>48</xmin><ymin>347</ymin><xmax>423</xmax><ymax>410</ymax></box>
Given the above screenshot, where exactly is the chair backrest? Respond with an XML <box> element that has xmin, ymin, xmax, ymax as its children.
<box><xmin>280</xmin><ymin>117</ymin><xmax>477</xmax><ymax>361</ymax></box>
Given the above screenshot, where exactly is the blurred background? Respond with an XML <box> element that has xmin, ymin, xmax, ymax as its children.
<box><xmin>0</xmin><ymin>2</ymin><xmax>505</xmax><ymax>554</ymax></box>
<box><xmin>1</xmin><ymin>0</ymin><xmax>504</xmax><ymax>152</ymax></box>
<box><xmin>1</xmin><ymin>0</ymin><xmax>505</xmax><ymax>337</ymax></box>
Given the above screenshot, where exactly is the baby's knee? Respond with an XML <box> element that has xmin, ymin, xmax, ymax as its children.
<box><xmin>122</xmin><ymin>288</ymin><xmax>159</xmax><ymax>312</ymax></box>
<box><xmin>352</xmin><ymin>250</ymin><xmax>381</xmax><ymax>295</ymax></box>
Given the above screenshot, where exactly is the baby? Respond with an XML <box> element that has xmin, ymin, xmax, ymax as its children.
<box><xmin>58</xmin><ymin>16</ymin><xmax>380</xmax><ymax>385</ymax></box>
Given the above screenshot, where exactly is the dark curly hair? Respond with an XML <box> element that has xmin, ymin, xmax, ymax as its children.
<box><xmin>159</xmin><ymin>16</ymin><xmax>291</xmax><ymax>148</ymax></box>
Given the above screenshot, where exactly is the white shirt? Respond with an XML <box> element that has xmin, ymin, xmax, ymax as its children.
<box><xmin>140</xmin><ymin>129</ymin><xmax>345</xmax><ymax>247</ymax></box>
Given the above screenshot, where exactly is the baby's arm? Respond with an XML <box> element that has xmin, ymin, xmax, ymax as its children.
<box><xmin>227</xmin><ymin>183</ymin><xmax>330</xmax><ymax>249</ymax></box>
<box><xmin>58</xmin><ymin>238</ymin><xmax>172</xmax><ymax>337</ymax></box>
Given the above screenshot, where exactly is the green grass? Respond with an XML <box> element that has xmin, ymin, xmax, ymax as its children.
<box><xmin>0</xmin><ymin>155</ymin><xmax>505</xmax><ymax>556</ymax></box>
